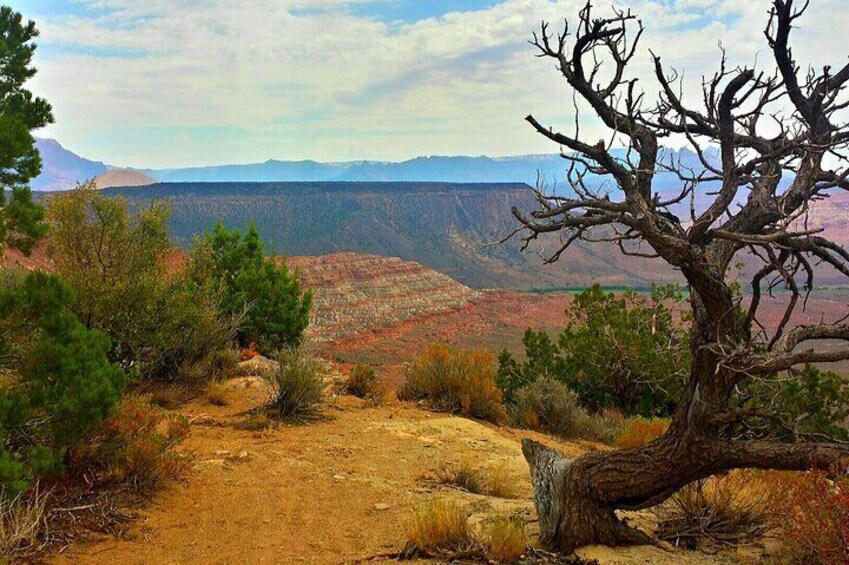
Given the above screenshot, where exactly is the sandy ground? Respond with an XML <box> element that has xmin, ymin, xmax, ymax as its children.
<box><xmin>49</xmin><ymin>375</ymin><xmax>764</xmax><ymax>565</ymax></box>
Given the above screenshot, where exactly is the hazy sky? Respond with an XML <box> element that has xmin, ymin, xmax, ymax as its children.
<box><xmin>8</xmin><ymin>0</ymin><xmax>849</xmax><ymax>168</ymax></box>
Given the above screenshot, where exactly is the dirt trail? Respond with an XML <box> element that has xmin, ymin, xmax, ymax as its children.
<box><xmin>51</xmin><ymin>377</ymin><xmax>755</xmax><ymax>565</ymax></box>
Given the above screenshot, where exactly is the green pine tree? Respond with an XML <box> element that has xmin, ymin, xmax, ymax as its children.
<box><xmin>190</xmin><ymin>221</ymin><xmax>312</xmax><ymax>353</ymax></box>
<box><xmin>0</xmin><ymin>272</ymin><xmax>125</xmax><ymax>493</ymax></box>
<box><xmin>0</xmin><ymin>6</ymin><xmax>53</xmax><ymax>254</ymax></box>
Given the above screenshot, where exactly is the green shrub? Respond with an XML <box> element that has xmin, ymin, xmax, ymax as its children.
<box><xmin>0</xmin><ymin>272</ymin><xmax>124</xmax><ymax>493</ymax></box>
<box><xmin>499</xmin><ymin>286</ymin><xmax>849</xmax><ymax>443</ymax></box>
<box><xmin>266</xmin><ymin>349</ymin><xmax>324</xmax><ymax>421</ymax></box>
<box><xmin>510</xmin><ymin>378</ymin><xmax>620</xmax><ymax>442</ymax></box>
<box><xmin>45</xmin><ymin>187</ymin><xmax>235</xmax><ymax>381</ymax></box>
<box><xmin>46</xmin><ymin>185</ymin><xmax>169</xmax><ymax>367</ymax></box>
<box><xmin>188</xmin><ymin>221</ymin><xmax>312</xmax><ymax>354</ymax></box>
<box><xmin>498</xmin><ymin>285</ymin><xmax>688</xmax><ymax>417</ymax></box>
<box><xmin>139</xmin><ymin>283</ymin><xmax>237</xmax><ymax>381</ymax></box>
<box><xmin>401</xmin><ymin>343</ymin><xmax>506</xmax><ymax>423</ymax></box>
<box><xmin>742</xmin><ymin>365</ymin><xmax>849</xmax><ymax>442</ymax></box>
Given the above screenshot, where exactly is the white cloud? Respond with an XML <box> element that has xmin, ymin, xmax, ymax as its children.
<box><xmin>25</xmin><ymin>0</ymin><xmax>849</xmax><ymax>167</ymax></box>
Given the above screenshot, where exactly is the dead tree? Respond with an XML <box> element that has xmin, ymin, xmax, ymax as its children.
<box><xmin>512</xmin><ymin>0</ymin><xmax>849</xmax><ymax>553</ymax></box>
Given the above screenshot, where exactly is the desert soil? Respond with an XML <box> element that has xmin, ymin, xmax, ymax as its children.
<box><xmin>50</xmin><ymin>375</ymin><xmax>766</xmax><ymax>565</ymax></box>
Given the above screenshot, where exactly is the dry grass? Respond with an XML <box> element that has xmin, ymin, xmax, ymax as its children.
<box><xmin>206</xmin><ymin>348</ymin><xmax>242</xmax><ymax>381</ymax></box>
<box><xmin>764</xmin><ymin>470</ymin><xmax>849</xmax><ymax>564</ymax></box>
<box><xmin>400</xmin><ymin>343</ymin><xmax>506</xmax><ymax>424</ymax></box>
<box><xmin>148</xmin><ymin>387</ymin><xmax>184</xmax><ymax>410</ymax></box>
<box><xmin>436</xmin><ymin>460</ymin><xmax>485</xmax><ymax>494</ymax></box>
<box><xmin>614</xmin><ymin>417</ymin><xmax>670</xmax><ymax>449</ymax></box>
<box><xmin>484</xmin><ymin>463</ymin><xmax>518</xmax><ymax>499</ymax></box>
<box><xmin>486</xmin><ymin>516</ymin><xmax>527</xmax><ymax>563</ymax></box>
<box><xmin>364</xmin><ymin>385</ymin><xmax>390</xmax><ymax>407</ymax></box>
<box><xmin>69</xmin><ymin>395</ymin><xmax>190</xmax><ymax>495</ymax></box>
<box><xmin>345</xmin><ymin>363</ymin><xmax>377</xmax><ymax>398</ymax></box>
<box><xmin>436</xmin><ymin>460</ymin><xmax>518</xmax><ymax>499</ymax></box>
<box><xmin>0</xmin><ymin>487</ymin><xmax>48</xmax><ymax>562</ymax></box>
<box><xmin>404</xmin><ymin>500</ymin><xmax>528</xmax><ymax>563</ymax></box>
<box><xmin>177</xmin><ymin>348</ymin><xmax>241</xmax><ymax>383</ymax></box>
<box><xmin>655</xmin><ymin>472</ymin><xmax>770</xmax><ymax>549</ymax></box>
<box><xmin>206</xmin><ymin>382</ymin><xmax>230</xmax><ymax>406</ymax></box>
<box><xmin>405</xmin><ymin>499</ymin><xmax>473</xmax><ymax>555</ymax></box>
<box><xmin>345</xmin><ymin>363</ymin><xmax>389</xmax><ymax>406</ymax></box>
<box><xmin>235</xmin><ymin>412</ymin><xmax>275</xmax><ymax>432</ymax></box>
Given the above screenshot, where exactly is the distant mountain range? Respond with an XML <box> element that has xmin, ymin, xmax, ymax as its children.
<box><xmin>31</xmin><ymin>138</ymin><xmax>721</xmax><ymax>201</ymax></box>
<box><xmin>32</xmin><ymin>139</ymin><xmax>109</xmax><ymax>191</ymax></box>
<box><xmin>29</xmin><ymin>139</ymin><xmax>846</xmax><ymax>290</ymax></box>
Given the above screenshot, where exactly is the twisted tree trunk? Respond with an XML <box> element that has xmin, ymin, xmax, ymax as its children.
<box><xmin>522</xmin><ymin>285</ymin><xmax>849</xmax><ymax>553</ymax></box>
<box><xmin>523</xmin><ymin>428</ymin><xmax>848</xmax><ymax>553</ymax></box>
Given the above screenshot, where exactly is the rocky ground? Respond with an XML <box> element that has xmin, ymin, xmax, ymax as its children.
<box><xmin>50</xmin><ymin>375</ymin><xmax>764</xmax><ymax>565</ymax></box>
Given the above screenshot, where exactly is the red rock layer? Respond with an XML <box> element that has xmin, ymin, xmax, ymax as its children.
<box><xmin>288</xmin><ymin>253</ymin><xmax>482</xmax><ymax>343</ymax></box>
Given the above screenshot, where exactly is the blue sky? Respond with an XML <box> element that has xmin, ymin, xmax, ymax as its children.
<box><xmin>6</xmin><ymin>0</ymin><xmax>849</xmax><ymax>168</ymax></box>
<box><xmin>14</xmin><ymin>1</ymin><xmax>502</xmax><ymax>22</ymax></box>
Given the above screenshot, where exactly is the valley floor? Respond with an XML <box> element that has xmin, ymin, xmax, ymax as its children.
<box><xmin>50</xmin><ymin>375</ymin><xmax>765</xmax><ymax>565</ymax></box>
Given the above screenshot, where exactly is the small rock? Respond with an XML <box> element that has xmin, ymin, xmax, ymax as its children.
<box><xmin>333</xmin><ymin>474</ymin><xmax>346</xmax><ymax>480</ymax></box>
<box><xmin>213</xmin><ymin>449</ymin><xmax>231</xmax><ymax>457</ymax></box>
<box><xmin>199</xmin><ymin>459</ymin><xmax>226</xmax><ymax>468</ymax></box>
<box><xmin>238</xmin><ymin>355</ymin><xmax>279</xmax><ymax>376</ymax></box>
<box><xmin>374</xmin><ymin>503</ymin><xmax>390</xmax><ymax>511</ymax></box>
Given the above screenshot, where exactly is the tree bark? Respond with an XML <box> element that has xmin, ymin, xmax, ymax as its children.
<box><xmin>522</xmin><ymin>440</ymin><xmax>655</xmax><ymax>553</ymax></box>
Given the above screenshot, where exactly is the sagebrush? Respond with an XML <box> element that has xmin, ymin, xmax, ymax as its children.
<box><xmin>266</xmin><ymin>349</ymin><xmax>324</xmax><ymax>421</ymax></box>
<box><xmin>401</xmin><ymin>343</ymin><xmax>505</xmax><ymax>423</ymax></box>
<box><xmin>510</xmin><ymin>377</ymin><xmax>621</xmax><ymax>443</ymax></box>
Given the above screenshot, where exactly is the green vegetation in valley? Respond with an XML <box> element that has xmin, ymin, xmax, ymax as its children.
<box><xmin>497</xmin><ymin>284</ymin><xmax>849</xmax><ymax>442</ymax></box>
<box><xmin>498</xmin><ymin>284</ymin><xmax>689</xmax><ymax>417</ymax></box>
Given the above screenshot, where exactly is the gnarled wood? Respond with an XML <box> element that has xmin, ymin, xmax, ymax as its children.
<box><xmin>522</xmin><ymin>440</ymin><xmax>653</xmax><ymax>553</ymax></box>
